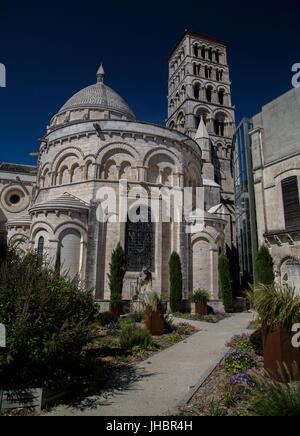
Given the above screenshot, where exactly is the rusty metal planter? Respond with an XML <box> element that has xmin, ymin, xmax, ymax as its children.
<box><xmin>195</xmin><ymin>302</ymin><xmax>208</xmax><ymax>316</ymax></box>
<box><xmin>262</xmin><ymin>324</ymin><xmax>300</xmax><ymax>380</ymax></box>
<box><xmin>145</xmin><ymin>307</ymin><xmax>165</xmax><ymax>336</ymax></box>
<box><xmin>109</xmin><ymin>303</ymin><xmax>121</xmax><ymax>319</ymax></box>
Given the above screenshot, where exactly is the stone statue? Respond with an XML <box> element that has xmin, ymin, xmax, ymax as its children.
<box><xmin>137</xmin><ymin>266</ymin><xmax>152</xmax><ymax>300</ymax></box>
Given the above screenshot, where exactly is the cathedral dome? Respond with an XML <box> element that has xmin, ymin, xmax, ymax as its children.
<box><xmin>56</xmin><ymin>64</ymin><xmax>135</xmax><ymax>120</ymax></box>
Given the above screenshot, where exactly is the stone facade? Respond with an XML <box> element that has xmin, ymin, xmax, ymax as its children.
<box><xmin>0</xmin><ymin>163</ymin><xmax>36</xmax><ymax>247</ymax></box>
<box><xmin>2</xmin><ymin>32</ymin><xmax>238</xmax><ymax>308</ymax></box>
<box><xmin>166</xmin><ymin>30</ymin><xmax>235</xmax><ymax>201</ymax></box>
<box><xmin>250</xmin><ymin>86</ymin><xmax>300</xmax><ymax>294</ymax></box>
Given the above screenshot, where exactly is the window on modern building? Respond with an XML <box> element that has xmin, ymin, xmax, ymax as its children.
<box><xmin>281</xmin><ymin>176</ymin><xmax>300</xmax><ymax>230</ymax></box>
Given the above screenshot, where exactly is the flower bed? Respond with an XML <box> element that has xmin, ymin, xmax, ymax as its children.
<box><xmin>174</xmin><ymin>311</ymin><xmax>231</xmax><ymax>324</ymax></box>
<box><xmin>178</xmin><ymin>331</ymin><xmax>267</xmax><ymax>416</ymax></box>
<box><xmin>89</xmin><ymin>318</ymin><xmax>198</xmax><ymax>368</ymax></box>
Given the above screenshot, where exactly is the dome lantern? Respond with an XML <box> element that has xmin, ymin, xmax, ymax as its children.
<box><xmin>96</xmin><ymin>63</ymin><xmax>105</xmax><ymax>84</ymax></box>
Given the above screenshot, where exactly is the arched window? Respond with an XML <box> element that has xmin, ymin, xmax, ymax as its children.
<box><xmin>206</xmin><ymin>86</ymin><xmax>213</xmax><ymax>103</ymax></box>
<box><xmin>201</xmin><ymin>46</ymin><xmax>206</xmax><ymax>58</ymax></box>
<box><xmin>214</xmin><ymin>116</ymin><xmax>225</xmax><ymax>136</ymax></box>
<box><xmin>177</xmin><ymin>112</ymin><xmax>185</xmax><ymax>132</ymax></box>
<box><xmin>215</xmin><ymin>50</ymin><xmax>220</xmax><ymax>63</ymax></box>
<box><xmin>60</xmin><ymin>229</ymin><xmax>81</xmax><ymax>279</ymax></box>
<box><xmin>125</xmin><ymin>206</ymin><xmax>155</xmax><ymax>272</ymax></box>
<box><xmin>218</xmin><ymin>89</ymin><xmax>225</xmax><ymax>105</ymax></box>
<box><xmin>193</xmin><ymin>64</ymin><xmax>200</xmax><ymax>76</ymax></box>
<box><xmin>208</xmin><ymin>48</ymin><xmax>213</xmax><ymax>61</ymax></box>
<box><xmin>193</xmin><ymin>44</ymin><xmax>199</xmax><ymax>57</ymax></box>
<box><xmin>37</xmin><ymin>236</ymin><xmax>44</xmax><ymax>257</ymax></box>
<box><xmin>193</xmin><ymin>84</ymin><xmax>200</xmax><ymax>100</ymax></box>
<box><xmin>195</xmin><ymin>109</ymin><xmax>209</xmax><ymax>129</ymax></box>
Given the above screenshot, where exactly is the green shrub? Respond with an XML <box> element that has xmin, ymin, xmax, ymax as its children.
<box><xmin>0</xmin><ymin>247</ymin><xmax>98</xmax><ymax>390</ymax></box>
<box><xmin>189</xmin><ymin>289</ymin><xmax>210</xmax><ymax>304</ymax></box>
<box><xmin>224</xmin><ymin>350</ymin><xmax>257</xmax><ymax>376</ymax></box>
<box><xmin>218</xmin><ymin>253</ymin><xmax>233</xmax><ymax>313</ymax></box>
<box><xmin>168</xmin><ymin>332</ymin><xmax>183</xmax><ymax>343</ymax></box>
<box><xmin>250</xmin><ymin>283</ymin><xmax>300</xmax><ymax>327</ymax></box>
<box><xmin>169</xmin><ymin>251</ymin><xmax>183</xmax><ymax>313</ymax></box>
<box><xmin>250</xmin><ymin>367</ymin><xmax>300</xmax><ymax>416</ymax></box>
<box><xmin>129</xmin><ymin>311</ymin><xmax>145</xmax><ymax>323</ymax></box>
<box><xmin>250</xmin><ymin>329</ymin><xmax>263</xmax><ymax>356</ymax></box>
<box><xmin>98</xmin><ymin>311</ymin><xmax>119</xmax><ymax>326</ymax></box>
<box><xmin>226</xmin><ymin>333</ymin><xmax>253</xmax><ymax>352</ymax></box>
<box><xmin>119</xmin><ymin>323</ymin><xmax>155</xmax><ymax>350</ymax></box>
<box><xmin>108</xmin><ymin>243</ymin><xmax>126</xmax><ymax>309</ymax></box>
<box><xmin>255</xmin><ymin>245</ymin><xmax>275</xmax><ymax>285</ymax></box>
<box><xmin>54</xmin><ymin>242</ymin><xmax>61</xmax><ymax>275</ymax></box>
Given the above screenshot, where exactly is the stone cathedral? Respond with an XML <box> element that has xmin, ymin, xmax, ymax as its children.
<box><xmin>0</xmin><ymin>30</ymin><xmax>236</xmax><ymax>309</ymax></box>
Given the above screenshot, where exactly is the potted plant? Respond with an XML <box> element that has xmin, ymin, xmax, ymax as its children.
<box><xmin>143</xmin><ymin>292</ymin><xmax>165</xmax><ymax>336</ymax></box>
<box><xmin>250</xmin><ymin>283</ymin><xmax>300</xmax><ymax>380</ymax></box>
<box><xmin>190</xmin><ymin>290</ymin><xmax>210</xmax><ymax>315</ymax></box>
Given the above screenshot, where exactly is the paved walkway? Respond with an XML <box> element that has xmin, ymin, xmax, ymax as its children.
<box><xmin>45</xmin><ymin>312</ymin><xmax>254</xmax><ymax>416</ymax></box>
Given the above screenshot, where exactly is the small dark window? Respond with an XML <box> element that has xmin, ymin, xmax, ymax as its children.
<box><xmin>281</xmin><ymin>176</ymin><xmax>300</xmax><ymax>230</ymax></box>
<box><xmin>218</xmin><ymin>90</ymin><xmax>224</xmax><ymax>105</ymax></box>
<box><xmin>206</xmin><ymin>87</ymin><xmax>212</xmax><ymax>102</ymax></box>
<box><xmin>10</xmin><ymin>194</ymin><xmax>21</xmax><ymax>204</ymax></box>
<box><xmin>37</xmin><ymin>236</ymin><xmax>44</xmax><ymax>257</ymax></box>
<box><xmin>215</xmin><ymin>120</ymin><xmax>225</xmax><ymax>136</ymax></box>
<box><xmin>194</xmin><ymin>84</ymin><xmax>200</xmax><ymax>99</ymax></box>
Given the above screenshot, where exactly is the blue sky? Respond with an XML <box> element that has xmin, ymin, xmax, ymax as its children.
<box><xmin>0</xmin><ymin>0</ymin><xmax>299</xmax><ymax>166</ymax></box>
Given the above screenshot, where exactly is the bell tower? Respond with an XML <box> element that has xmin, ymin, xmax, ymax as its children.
<box><xmin>166</xmin><ymin>30</ymin><xmax>235</xmax><ymax>200</ymax></box>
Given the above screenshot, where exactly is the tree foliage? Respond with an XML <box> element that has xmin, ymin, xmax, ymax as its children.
<box><xmin>255</xmin><ymin>245</ymin><xmax>275</xmax><ymax>285</ymax></box>
<box><xmin>0</xmin><ymin>247</ymin><xmax>98</xmax><ymax>390</ymax></box>
<box><xmin>169</xmin><ymin>251</ymin><xmax>183</xmax><ymax>313</ymax></box>
<box><xmin>218</xmin><ymin>253</ymin><xmax>233</xmax><ymax>313</ymax></box>
<box><xmin>108</xmin><ymin>242</ymin><xmax>126</xmax><ymax>308</ymax></box>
